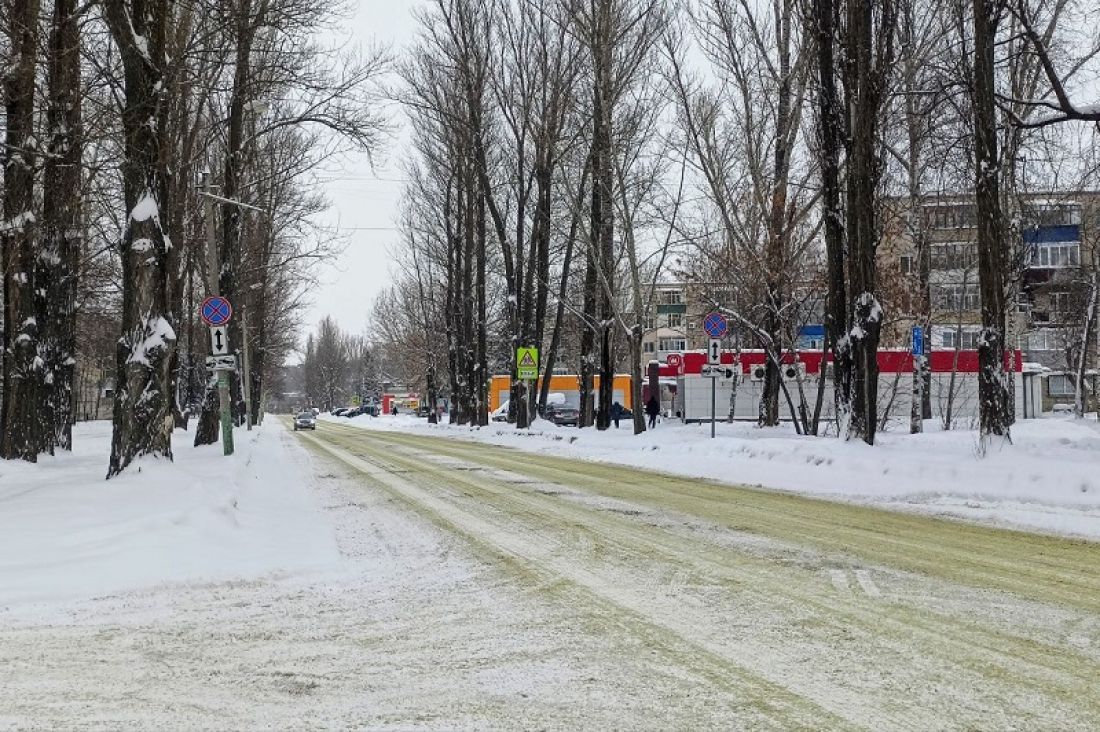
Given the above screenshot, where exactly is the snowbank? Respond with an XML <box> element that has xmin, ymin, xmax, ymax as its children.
<box><xmin>329</xmin><ymin>412</ymin><xmax>1100</xmax><ymax>539</ymax></box>
<box><xmin>0</xmin><ymin>421</ymin><xmax>340</xmax><ymax>611</ymax></box>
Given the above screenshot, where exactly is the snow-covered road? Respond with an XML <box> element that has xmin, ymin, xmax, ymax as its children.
<box><xmin>4</xmin><ymin>419</ymin><xmax>1100</xmax><ymax>729</ymax></box>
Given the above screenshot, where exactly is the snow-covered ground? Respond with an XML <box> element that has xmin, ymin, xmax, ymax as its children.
<box><xmin>2</xmin><ymin>421</ymin><xmax>790</xmax><ymax>728</ymax></box>
<box><xmin>329</xmin><ymin>412</ymin><xmax>1100</xmax><ymax>539</ymax></box>
<box><xmin>0</xmin><ymin>421</ymin><xmax>340</xmax><ymax>615</ymax></box>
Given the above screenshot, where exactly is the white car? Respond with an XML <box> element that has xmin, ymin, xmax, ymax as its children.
<box><xmin>293</xmin><ymin>412</ymin><xmax>317</xmax><ymax>430</ymax></box>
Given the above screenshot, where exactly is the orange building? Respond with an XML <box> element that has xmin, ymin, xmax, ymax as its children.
<box><xmin>489</xmin><ymin>374</ymin><xmax>634</xmax><ymax>412</ymax></box>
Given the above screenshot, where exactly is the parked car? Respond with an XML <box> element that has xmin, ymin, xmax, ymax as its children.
<box><xmin>544</xmin><ymin>403</ymin><xmax>580</xmax><ymax>426</ymax></box>
<box><xmin>293</xmin><ymin>411</ymin><xmax>317</xmax><ymax>431</ymax></box>
<box><xmin>344</xmin><ymin>404</ymin><xmax>378</xmax><ymax>418</ymax></box>
<box><xmin>332</xmin><ymin>407</ymin><xmax>350</xmax><ymax>417</ymax></box>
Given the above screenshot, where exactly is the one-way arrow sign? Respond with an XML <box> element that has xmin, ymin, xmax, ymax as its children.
<box><xmin>210</xmin><ymin>325</ymin><xmax>229</xmax><ymax>355</ymax></box>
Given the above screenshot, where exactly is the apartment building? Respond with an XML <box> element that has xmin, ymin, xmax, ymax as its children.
<box><xmin>640</xmin><ymin>282</ymin><xmax>731</xmax><ymax>360</ymax></box>
<box><xmin>640</xmin><ymin>281</ymin><xmax>824</xmax><ymax>362</ymax></box>
<box><xmin>882</xmin><ymin>191</ymin><xmax>1100</xmax><ymax>410</ymax></box>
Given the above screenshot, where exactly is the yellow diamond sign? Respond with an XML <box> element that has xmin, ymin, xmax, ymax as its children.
<box><xmin>516</xmin><ymin>347</ymin><xmax>539</xmax><ymax>380</ymax></box>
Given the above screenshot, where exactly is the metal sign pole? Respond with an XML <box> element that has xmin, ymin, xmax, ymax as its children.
<box><xmin>218</xmin><ymin>369</ymin><xmax>234</xmax><ymax>454</ymax></box>
<box><xmin>203</xmin><ymin>173</ymin><xmax>233</xmax><ymax>456</ymax></box>
<box><xmin>242</xmin><ymin>310</ymin><xmax>252</xmax><ymax>430</ymax></box>
<box><xmin>711</xmin><ymin>375</ymin><xmax>716</xmax><ymax>439</ymax></box>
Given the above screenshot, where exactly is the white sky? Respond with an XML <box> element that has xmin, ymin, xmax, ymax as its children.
<box><xmin>303</xmin><ymin>1</ymin><xmax>421</xmax><ymax>339</ymax></box>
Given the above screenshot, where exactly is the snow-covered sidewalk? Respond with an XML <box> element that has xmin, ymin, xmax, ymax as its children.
<box><xmin>0</xmin><ymin>421</ymin><xmax>340</xmax><ymax>614</ymax></box>
<box><xmin>328</xmin><ymin>412</ymin><xmax>1100</xmax><ymax>539</ymax></box>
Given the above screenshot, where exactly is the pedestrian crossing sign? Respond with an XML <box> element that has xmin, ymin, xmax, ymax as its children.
<box><xmin>516</xmin><ymin>347</ymin><xmax>539</xmax><ymax>380</ymax></box>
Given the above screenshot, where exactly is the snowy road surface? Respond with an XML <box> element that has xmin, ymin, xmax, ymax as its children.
<box><xmin>4</xmin><ymin>419</ymin><xmax>1100</xmax><ymax>729</ymax></box>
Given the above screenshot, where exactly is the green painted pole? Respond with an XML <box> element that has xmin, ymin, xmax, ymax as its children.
<box><xmin>218</xmin><ymin>368</ymin><xmax>234</xmax><ymax>455</ymax></box>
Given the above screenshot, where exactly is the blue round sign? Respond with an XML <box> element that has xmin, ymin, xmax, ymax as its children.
<box><xmin>200</xmin><ymin>296</ymin><xmax>233</xmax><ymax>327</ymax></box>
<box><xmin>703</xmin><ymin>311</ymin><xmax>728</xmax><ymax>339</ymax></box>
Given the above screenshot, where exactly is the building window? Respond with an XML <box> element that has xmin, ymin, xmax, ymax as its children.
<box><xmin>1025</xmin><ymin>203</ymin><xmax>1082</xmax><ymax>227</ymax></box>
<box><xmin>1031</xmin><ymin>242</ymin><xmax>1080</xmax><ymax>268</ymax></box>
<box><xmin>1049</xmin><ymin>291</ymin><xmax>1074</xmax><ymax>317</ymax></box>
<box><xmin>899</xmin><ymin>255</ymin><xmax>915</xmax><ymax>275</ymax></box>
<box><xmin>925</xmin><ymin>204</ymin><xmax>977</xmax><ymax>230</ymax></box>
<box><xmin>941</xmin><ymin>329</ymin><xmax>980</xmax><ymax>349</ymax></box>
<box><xmin>641</xmin><ymin>315</ymin><xmax>656</xmax><ymax>330</ymax></box>
<box><xmin>932</xmin><ymin>283</ymin><xmax>980</xmax><ymax>311</ymax></box>
<box><xmin>1048</xmin><ymin>374</ymin><xmax>1076</xmax><ymax>396</ymax></box>
<box><xmin>1024</xmin><ymin>330</ymin><xmax>1057</xmax><ymax>351</ymax></box>
<box><xmin>709</xmin><ymin>289</ymin><xmax>732</xmax><ymax>305</ymax></box>
<box><xmin>661</xmin><ymin>289</ymin><xmax>683</xmax><ymax>305</ymax></box>
<box><xmin>666</xmin><ymin>312</ymin><xmax>682</xmax><ymax>328</ymax></box>
<box><xmin>643</xmin><ymin>341</ymin><xmax>656</xmax><ymax>354</ymax></box>
<box><xmin>658</xmin><ymin>337</ymin><xmax>686</xmax><ymax>352</ymax></box>
<box><xmin>931</xmin><ymin>242</ymin><xmax>978</xmax><ymax>270</ymax></box>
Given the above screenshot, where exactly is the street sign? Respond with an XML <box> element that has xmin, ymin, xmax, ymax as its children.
<box><xmin>701</xmin><ymin>364</ymin><xmax>736</xmax><ymax>380</ymax></box>
<box><xmin>703</xmin><ymin>311</ymin><xmax>729</xmax><ymax>339</ymax></box>
<box><xmin>209</xmin><ymin>325</ymin><xmax>228</xmax><ymax>355</ymax></box>
<box><xmin>911</xmin><ymin>325</ymin><xmax>924</xmax><ymax>356</ymax></box>
<box><xmin>516</xmin><ymin>347</ymin><xmax>539</xmax><ymax>380</ymax></box>
<box><xmin>200</xmin><ymin>296</ymin><xmax>233</xmax><ymax>327</ymax></box>
<box><xmin>708</xmin><ymin>338</ymin><xmax>722</xmax><ymax>365</ymax></box>
<box><xmin>205</xmin><ymin>355</ymin><xmax>236</xmax><ymax>372</ymax></box>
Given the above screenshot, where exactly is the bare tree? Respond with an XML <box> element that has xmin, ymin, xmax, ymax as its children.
<box><xmin>102</xmin><ymin>0</ymin><xmax>178</xmax><ymax>476</ymax></box>
<box><xmin>0</xmin><ymin>0</ymin><xmax>41</xmax><ymax>461</ymax></box>
<box><xmin>968</xmin><ymin>0</ymin><xmax>1013</xmax><ymax>439</ymax></box>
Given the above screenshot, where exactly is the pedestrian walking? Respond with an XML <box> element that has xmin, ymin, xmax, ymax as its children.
<box><xmin>611</xmin><ymin>401</ymin><xmax>623</xmax><ymax>429</ymax></box>
<box><xmin>645</xmin><ymin>396</ymin><xmax>660</xmax><ymax>429</ymax></box>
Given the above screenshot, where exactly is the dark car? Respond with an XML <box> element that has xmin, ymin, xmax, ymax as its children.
<box><xmin>544</xmin><ymin>403</ymin><xmax>579</xmax><ymax>426</ymax></box>
<box><xmin>293</xmin><ymin>411</ymin><xmax>316</xmax><ymax>431</ymax></box>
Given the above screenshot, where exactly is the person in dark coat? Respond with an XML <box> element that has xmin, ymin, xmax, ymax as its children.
<box><xmin>645</xmin><ymin>396</ymin><xmax>660</xmax><ymax>428</ymax></box>
<box><xmin>610</xmin><ymin>401</ymin><xmax>624</xmax><ymax>429</ymax></box>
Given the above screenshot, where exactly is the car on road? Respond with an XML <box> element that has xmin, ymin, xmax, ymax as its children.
<box><xmin>332</xmin><ymin>407</ymin><xmax>351</xmax><ymax>417</ymax></box>
<box><xmin>293</xmin><ymin>411</ymin><xmax>317</xmax><ymax>431</ymax></box>
<box><xmin>544</xmin><ymin>403</ymin><xmax>579</xmax><ymax>426</ymax></box>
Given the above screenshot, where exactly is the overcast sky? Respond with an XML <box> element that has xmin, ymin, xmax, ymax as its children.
<box><xmin>302</xmin><ymin>1</ymin><xmax>420</xmax><ymax>341</ymax></box>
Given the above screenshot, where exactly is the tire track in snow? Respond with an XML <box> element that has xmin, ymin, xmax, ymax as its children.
<box><xmin>303</xmin><ymin>426</ymin><xmax>1100</xmax><ymax>729</ymax></box>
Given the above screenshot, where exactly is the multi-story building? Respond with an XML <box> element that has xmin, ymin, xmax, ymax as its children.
<box><xmin>640</xmin><ymin>281</ymin><xmax>824</xmax><ymax>361</ymax></box>
<box><xmin>881</xmin><ymin>191</ymin><xmax>1100</xmax><ymax>411</ymax></box>
<box><xmin>641</xmin><ymin>282</ymin><xmax>735</xmax><ymax>361</ymax></box>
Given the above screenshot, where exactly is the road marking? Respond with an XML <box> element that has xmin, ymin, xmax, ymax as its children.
<box><xmin>826</xmin><ymin>569</ymin><xmax>881</xmax><ymax>598</ymax></box>
<box><xmin>854</xmin><ymin>570</ymin><xmax>882</xmax><ymax>598</ymax></box>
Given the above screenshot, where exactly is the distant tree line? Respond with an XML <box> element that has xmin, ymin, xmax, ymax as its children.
<box><xmin>301</xmin><ymin>316</ymin><xmax>379</xmax><ymax>411</ymax></box>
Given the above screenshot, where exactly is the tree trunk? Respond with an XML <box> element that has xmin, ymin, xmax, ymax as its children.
<box><xmin>972</xmin><ymin>0</ymin><xmax>1012</xmax><ymax>438</ymax></box>
<box><xmin>1</xmin><ymin>0</ymin><xmax>42</xmax><ymax>461</ymax></box>
<box><xmin>104</xmin><ymin>0</ymin><xmax>177</xmax><ymax>477</ymax></box>
<box><xmin>594</xmin><ymin>29</ymin><xmax>615</xmax><ymax>433</ymax></box>
<box><xmin>813</xmin><ymin>0</ymin><xmax>851</xmax><ymax>434</ymax></box>
<box><xmin>539</xmin><ymin>169</ymin><xmax>585</xmax><ymax>416</ymax></box>
<box><xmin>578</xmin><ymin>164</ymin><xmax>599</xmax><ymax>428</ymax></box>
<box><xmin>844</xmin><ymin>0</ymin><xmax>889</xmax><ymax>445</ymax></box>
<box><xmin>36</xmin><ymin>0</ymin><xmax>83</xmax><ymax>453</ymax></box>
